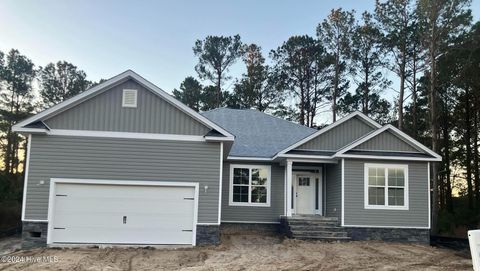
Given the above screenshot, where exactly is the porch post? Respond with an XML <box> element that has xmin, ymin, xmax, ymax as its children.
<box><xmin>286</xmin><ymin>160</ymin><xmax>293</xmax><ymax>217</ymax></box>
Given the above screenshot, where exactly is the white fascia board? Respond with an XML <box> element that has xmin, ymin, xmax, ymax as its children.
<box><xmin>273</xmin><ymin>111</ymin><xmax>381</xmax><ymax>159</ymax></box>
<box><xmin>204</xmin><ymin>136</ymin><xmax>235</xmax><ymax>142</ymax></box>
<box><xmin>277</xmin><ymin>154</ymin><xmax>334</xmax><ymax>160</ymax></box>
<box><xmin>47</xmin><ymin>129</ymin><xmax>208</xmax><ymax>142</ymax></box>
<box><xmin>12</xmin><ymin>127</ymin><xmax>48</xmax><ymax>134</ymax></box>
<box><xmin>227</xmin><ymin>156</ymin><xmax>273</xmax><ymax>161</ymax></box>
<box><xmin>13</xmin><ymin>70</ymin><xmax>234</xmax><ymax>139</ymax></box>
<box><xmin>334</xmin><ymin>124</ymin><xmax>442</xmax><ymax>160</ymax></box>
<box><xmin>335</xmin><ymin>154</ymin><xmax>441</xmax><ymax>162</ymax></box>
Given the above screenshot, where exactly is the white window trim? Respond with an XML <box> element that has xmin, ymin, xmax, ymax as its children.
<box><xmin>364</xmin><ymin>163</ymin><xmax>409</xmax><ymax>210</ymax></box>
<box><xmin>229</xmin><ymin>164</ymin><xmax>271</xmax><ymax>207</ymax></box>
<box><xmin>122</xmin><ymin>89</ymin><xmax>137</xmax><ymax>108</ymax></box>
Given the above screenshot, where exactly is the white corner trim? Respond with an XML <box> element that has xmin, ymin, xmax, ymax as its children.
<box><xmin>363</xmin><ymin>163</ymin><xmax>409</xmax><ymax>210</ymax></box>
<box><xmin>21</xmin><ymin>134</ymin><xmax>32</xmax><ymax>221</ymax></box>
<box><xmin>227</xmin><ymin>156</ymin><xmax>272</xmax><ymax>161</ymax></box>
<box><xmin>218</xmin><ymin>142</ymin><xmax>223</xmax><ymax>225</ymax></box>
<box><xmin>334</xmin><ymin>124</ymin><xmax>442</xmax><ymax>161</ymax></box>
<box><xmin>228</xmin><ymin>164</ymin><xmax>271</xmax><ymax>207</ymax></box>
<box><xmin>12</xmin><ymin>70</ymin><xmax>234</xmax><ymax>139</ymax></box>
<box><xmin>46</xmin><ymin>178</ymin><xmax>200</xmax><ymax>246</ymax></box>
<box><xmin>428</xmin><ymin>162</ymin><xmax>431</xmax><ymax>229</ymax></box>
<box><xmin>341</xmin><ymin>159</ymin><xmax>345</xmax><ymax>227</ymax></box>
<box><xmin>273</xmin><ymin>111</ymin><xmax>381</xmax><ymax>159</ymax></box>
<box><xmin>47</xmin><ymin>129</ymin><xmax>208</xmax><ymax>142</ymax></box>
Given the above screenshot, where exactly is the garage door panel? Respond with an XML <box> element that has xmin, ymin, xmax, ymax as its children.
<box><xmin>50</xmin><ymin>182</ymin><xmax>196</xmax><ymax>245</ymax></box>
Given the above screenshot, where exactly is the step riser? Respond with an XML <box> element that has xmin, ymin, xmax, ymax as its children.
<box><xmin>283</xmin><ymin>216</ymin><xmax>350</xmax><ymax>241</ymax></box>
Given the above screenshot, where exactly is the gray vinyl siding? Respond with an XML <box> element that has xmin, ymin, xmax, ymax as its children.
<box><xmin>353</xmin><ymin>130</ymin><xmax>420</xmax><ymax>152</ymax></box>
<box><xmin>325</xmin><ymin>163</ymin><xmax>342</xmax><ymax>219</ymax></box>
<box><xmin>25</xmin><ymin>135</ymin><xmax>221</xmax><ymax>223</ymax></box>
<box><xmin>44</xmin><ymin>79</ymin><xmax>210</xmax><ymax>135</ymax></box>
<box><xmin>296</xmin><ymin>116</ymin><xmax>375</xmax><ymax>151</ymax></box>
<box><xmin>343</xmin><ymin>159</ymin><xmax>429</xmax><ymax>228</ymax></box>
<box><xmin>221</xmin><ymin>162</ymin><xmax>285</xmax><ymax>223</ymax></box>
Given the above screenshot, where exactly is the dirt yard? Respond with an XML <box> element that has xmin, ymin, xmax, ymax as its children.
<box><xmin>0</xmin><ymin>234</ymin><xmax>472</xmax><ymax>271</ymax></box>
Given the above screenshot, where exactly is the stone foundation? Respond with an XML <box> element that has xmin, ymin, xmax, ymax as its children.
<box><xmin>22</xmin><ymin>221</ymin><xmax>48</xmax><ymax>249</ymax></box>
<box><xmin>220</xmin><ymin>223</ymin><xmax>280</xmax><ymax>235</ymax></box>
<box><xmin>345</xmin><ymin>227</ymin><xmax>430</xmax><ymax>244</ymax></box>
<box><xmin>196</xmin><ymin>225</ymin><xmax>220</xmax><ymax>246</ymax></box>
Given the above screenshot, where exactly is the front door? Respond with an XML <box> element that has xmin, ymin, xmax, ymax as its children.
<box><xmin>295</xmin><ymin>175</ymin><xmax>315</xmax><ymax>214</ymax></box>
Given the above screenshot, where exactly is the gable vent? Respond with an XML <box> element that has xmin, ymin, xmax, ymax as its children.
<box><xmin>122</xmin><ymin>89</ymin><xmax>137</xmax><ymax>108</ymax></box>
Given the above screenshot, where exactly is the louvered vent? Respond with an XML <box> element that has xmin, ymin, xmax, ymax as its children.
<box><xmin>122</xmin><ymin>89</ymin><xmax>137</xmax><ymax>108</ymax></box>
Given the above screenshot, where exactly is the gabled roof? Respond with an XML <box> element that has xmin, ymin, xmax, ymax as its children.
<box><xmin>334</xmin><ymin>124</ymin><xmax>442</xmax><ymax>161</ymax></box>
<box><xmin>202</xmin><ymin>108</ymin><xmax>316</xmax><ymax>158</ymax></box>
<box><xmin>13</xmin><ymin>70</ymin><xmax>234</xmax><ymax>140</ymax></box>
<box><xmin>273</xmin><ymin>111</ymin><xmax>382</xmax><ymax>159</ymax></box>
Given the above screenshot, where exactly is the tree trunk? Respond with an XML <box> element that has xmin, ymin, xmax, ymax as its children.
<box><xmin>332</xmin><ymin>53</ymin><xmax>340</xmax><ymax>122</ymax></box>
<box><xmin>429</xmin><ymin>52</ymin><xmax>439</xmax><ymax>234</ymax></box>
<box><xmin>473</xmin><ymin>110</ymin><xmax>480</xmax><ymax>207</ymax></box>
<box><xmin>443</xmin><ymin>109</ymin><xmax>453</xmax><ymax>213</ymax></box>
<box><xmin>465</xmin><ymin>88</ymin><xmax>474</xmax><ymax>209</ymax></box>
<box><xmin>216</xmin><ymin>70</ymin><xmax>222</xmax><ymax>108</ymax></box>
<box><xmin>398</xmin><ymin>72</ymin><xmax>405</xmax><ymax>130</ymax></box>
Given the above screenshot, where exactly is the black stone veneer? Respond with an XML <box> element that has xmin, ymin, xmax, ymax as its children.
<box><xmin>196</xmin><ymin>225</ymin><xmax>220</xmax><ymax>246</ymax></box>
<box><xmin>22</xmin><ymin>221</ymin><xmax>48</xmax><ymax>249</ymax></box>
<box><xmin>345</xmin><ymin>227</ymin><xmax>430</xmax><ymax>244</ymax></box>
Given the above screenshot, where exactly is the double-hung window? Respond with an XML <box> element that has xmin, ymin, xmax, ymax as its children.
<box><xmin>229</xmin><ymin>165</ymin><xmax>271</xmax><ymax>207</ymax></box>
<box><xmin>364</xmin><ymin>164</ymin><xmax>408</xmax><ymax>210</ymax></box>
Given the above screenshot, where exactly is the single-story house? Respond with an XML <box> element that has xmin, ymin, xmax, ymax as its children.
<box><xmin>13</xmin><ymin>70</ymin><xmax>442</xmax><ymax>248</ymax></box>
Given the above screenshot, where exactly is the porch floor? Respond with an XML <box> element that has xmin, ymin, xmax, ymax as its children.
<box><xmin>280</xmin><ymin>215</ymin><xmax>351</xmax><ymax>241</ymax></box>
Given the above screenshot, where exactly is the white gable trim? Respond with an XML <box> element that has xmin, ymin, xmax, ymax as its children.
<box><xmin>273</xmin><ymin>112</ymin><xmax>381</xmax><ymax>159</ymax></box>
<box><xmin>12</xmin><ymin>70</ymin><xmax>234</xmax><ymax>139</ymax></box>
<box><xmin>334</xmin><ymin>124</ymin><xmax>442</xmax><ymax>161</ymax></box>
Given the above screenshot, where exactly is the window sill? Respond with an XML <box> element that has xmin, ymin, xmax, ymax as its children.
<box><xmin>229</xmin><ymin>202</ymin><xmax>271</xmax><ymax>207</ymax></box>
<box><xmin>364</xmin><ymin>205</ymin><xmax>409</xmax><ymax>211</ymax></box>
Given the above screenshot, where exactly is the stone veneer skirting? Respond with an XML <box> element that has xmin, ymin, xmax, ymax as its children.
<box><xmin>345</xmin><ymin>227</ymin><xmax>430</xmax><ymax>244</ymax></box>
<box><xmin>22</xmin><ymin>221</ymin><xmax>48</xmax><ymax>249</ymax></box>
<box><xmin>196</xmin><ymin>225</ymin><xmax>220</xmax><ymax>246</ymax></box>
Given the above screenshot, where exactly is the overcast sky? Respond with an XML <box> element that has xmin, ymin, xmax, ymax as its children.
<box><xmin>1</xmin><ymin>0</ymin><xmax>479</xmax><ymax>121</ymax></box>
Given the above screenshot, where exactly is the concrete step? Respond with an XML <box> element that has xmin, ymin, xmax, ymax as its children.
<box><xmin>287</xmin><ymin>220</ymin><xmax>339</xmax><ymax>227</ymax></box>
<box><xmin>294</xmin><ymin>235</ymin><xmax>352</xmax><ymax>241</ymax></box>
<box><xmin>290</xmin><ymin>216</ymin><xmax>338</xmax><ymax>221</ymax></box>
<box><xmin>289</xmin><ymin>225</ymin><xmax>345</xmax><ymax>232</ymax></box>
<box><xmin>291</xmin><ymin>230</ymin><xmax>348</xmax><ymax>238</ymax></box>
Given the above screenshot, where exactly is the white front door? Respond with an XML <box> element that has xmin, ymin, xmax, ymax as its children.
<box><xmin>295</xmin><ymin>175</ymin><xmax>315</xmax><ymax>214</ymax></box>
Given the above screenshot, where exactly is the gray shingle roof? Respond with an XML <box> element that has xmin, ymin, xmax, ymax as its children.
<box><xmin>202</xmin><ymin>108</ymin><xmax>316</xmax><ymax>158</ymax></box>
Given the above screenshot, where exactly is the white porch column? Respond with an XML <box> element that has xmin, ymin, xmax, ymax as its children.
<box><xmin>286</xmin><ymin>160</ymin><xmax>293</xmax><ymax>217</ymax></box>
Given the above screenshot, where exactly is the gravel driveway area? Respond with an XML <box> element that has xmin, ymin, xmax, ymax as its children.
<box><xmin>0</xmin><ymin>234</ymin><xmax>472</xmax><ymax>271</ymax></box>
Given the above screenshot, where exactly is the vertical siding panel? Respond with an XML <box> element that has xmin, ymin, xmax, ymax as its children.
<box><xmin>296</xmin><ymin>116</ymin><xmax>375</xmax><ymax>151</ymax></box>
<box><xmin>44</xmin><ymin>79</ymin><xmax>210</xmax><ymax>135</ymax></box>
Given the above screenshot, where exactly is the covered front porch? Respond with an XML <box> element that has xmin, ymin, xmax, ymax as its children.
<box><xmin>280</xmin><ymin>159</ymin><xmax>349</xmax><ymax>240</ymax></box>
<box><xmin>283</xmin><ymin>159</ymin><xmax>340</xmax><ymax>218</ymax></box>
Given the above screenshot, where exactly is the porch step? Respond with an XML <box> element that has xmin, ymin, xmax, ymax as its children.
<box><xmin>281</xmin><ymin>216</ymin><xmax>350</xmax><ymax>241</ymax></box>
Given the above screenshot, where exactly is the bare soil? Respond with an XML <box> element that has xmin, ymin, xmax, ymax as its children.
<box><xmin>0</xmin><ymin>234</ymin><xmax>472</xmax><ymax>271</ymax></box>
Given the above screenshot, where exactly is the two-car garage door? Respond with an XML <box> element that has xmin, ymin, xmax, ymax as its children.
<box><xmin>48</xmin><ymin>180</ymin><xmax>197</xmax><ymax>245</ymax></box>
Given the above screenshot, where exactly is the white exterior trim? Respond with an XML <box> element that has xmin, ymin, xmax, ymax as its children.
<box><xmin>335</xmin><ymin>154</ymin><xmax>440</xmax><ymax>162</ymax></box>
<box><xmin>218</xmin><ymin>142</ymin><xmax>223</xmax><ymax>224</ymax></box>
<box><xmin>23</xmin><ymin>219</ymin><xmax>48</xmax><ymax>222</ymax></box>
<box><xmin>334</xmin><ymin>124</ymin><xmax>442</xmax><ymax>161</ymax></box>
<box><xmin>364</xmin><ymin>163</ymin><xmax>409</xmax><ymax>211</ymax></box>
<box><xmin>273</xmin><ymin>111</ymin><xmax>381</xmax><ymax>159</ymax></box>
<box><xmin>428</xmin><ymin>162</ymin><xmax>431</xmax><ymax>229</ymax></box>
<box><xmin>12</xmin><ymin>70</ymin><xmax>234</xmax><ymax>139</ymax></box>
<box><xmin>276</xmin><ymin>154</ymin><xmax>334</xmax><ymax>160</ymax></box>
<box><xmin>46</xmin><ymin>129</ymin><xmax>208</xmax><ymax>141</ymax></box>
<box><xmin>286</xmin><ymin>160</ymin><xmax>293</xmax><ymax>216</ymax></box>
<box><xmin>197</xmin><ymin>223</ymin><xmax>220</xmax><ymax>226</ymax></box>
<box><xmin>221</xmin><ymin>220</ymin><xmax>280</xmax><ymax>224</ymax></box>
<box><xmin>343</xmin><ymin>224</ymin><xmax>430</xmax><ymax>229</ymax></box>
<box><xmin>227</xmin><ymin>156</ymin><xmax>272</xmax><ymax>161</ymax></box>
<box><xmin>46</xmin><ymin>178</ymin><xmax>199</xmax><ymax>246</ymax></box>
<box><xmin>21</xmin><ymin>134</ymin><xmax>32</xmax><ymax>221</ymax></box>
<box><xmin>228</xmin><ymin>164</ymin><xmax>271</xmax><ymax>207</ymax></box>
<box><xmin>13</xmin><ymin>127</ymin><xmax>48</xmax><ymax>134</ymax></box>
<box><xmin>205</xmin><ymin>136</ymin><xmax>234</xmax><ymax>142</ymax></box>
<box><xmin>341</xmin><ymin>159</ymin><xmax>345</xmax><ymax>226</ymax></box>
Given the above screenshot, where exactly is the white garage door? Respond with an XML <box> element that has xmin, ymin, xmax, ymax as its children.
<box><xmin>49</xmin><ymin>182</ymin><xmax>196</xmax><ymax>245</ymax></box>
